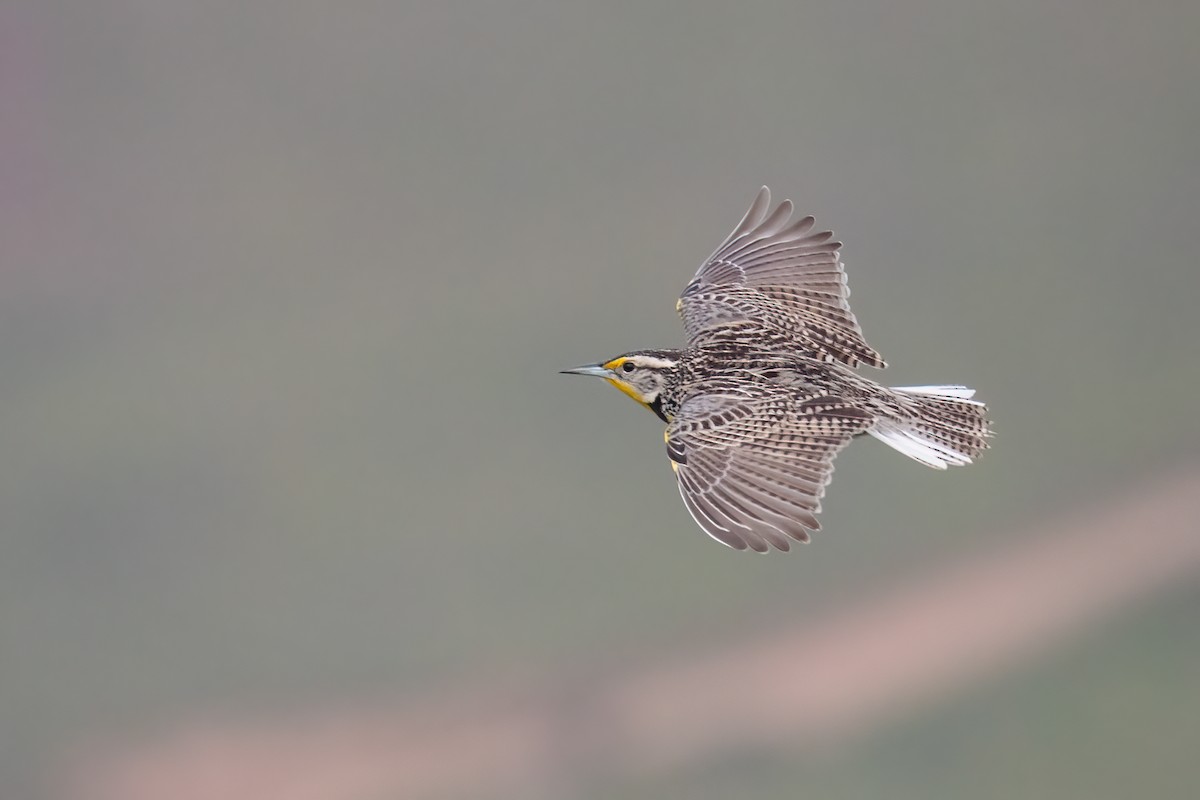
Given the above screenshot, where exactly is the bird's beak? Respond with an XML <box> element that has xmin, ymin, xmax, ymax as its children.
<box><xmin>560</xmin><ymin>363</ymin><xmax>611</xmax><ymax>378</ymax></box>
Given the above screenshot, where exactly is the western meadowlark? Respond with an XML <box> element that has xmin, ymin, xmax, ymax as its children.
<box><xmin>562</xmin><ymin>187</ymin><xmax>991</xmax><ymax>552</ymax></box>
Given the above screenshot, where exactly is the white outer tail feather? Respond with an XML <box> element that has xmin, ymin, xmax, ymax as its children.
<box><xmin>868</xmin><ymin>385</ymin><xmax>985</xmax><ymax>470</ymax></box>
<box><xmin>890</xmin><ymin>384</ymin><xmax>977</xmax><ymax>399</ymax></box>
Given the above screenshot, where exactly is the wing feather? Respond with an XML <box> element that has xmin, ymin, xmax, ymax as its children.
<box><xmin>667</xmin><ymin>392</ymin><xmax>872</xmax><ymax>552</ymax></box>
<box><xmin>679</xmin><ymin>187</ymin><xmax>887</xmax><ymax>369</ymax></box>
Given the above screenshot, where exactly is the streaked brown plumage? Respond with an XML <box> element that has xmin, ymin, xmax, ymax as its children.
<box><xmin>563</xmin><ymin>187</ymin><xmax>991</xmax><ymax>552</ymax></box>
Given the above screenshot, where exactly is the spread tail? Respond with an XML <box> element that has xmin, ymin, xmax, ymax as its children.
<box><xmin>868</xmin><ymin>385</ymin><xmax>992</xmax><ymax>469</ymax></box>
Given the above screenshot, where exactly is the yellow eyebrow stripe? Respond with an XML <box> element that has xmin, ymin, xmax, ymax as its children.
<box><xmin>602</xmin><ymin>356</ymin><xmax>628</xmax><ymax>371</ymax></box>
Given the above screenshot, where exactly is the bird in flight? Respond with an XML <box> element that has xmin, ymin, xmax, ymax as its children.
<box><xmin>563</xmin><ymin>187</ymin><xmax>991</xmax><ymax>552</ymax></box>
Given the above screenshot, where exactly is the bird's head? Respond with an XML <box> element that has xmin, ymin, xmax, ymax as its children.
<box><xmin>561</xmin><ymin>350</ymin><xmax>681</xmax><ymax>421</ymax></box>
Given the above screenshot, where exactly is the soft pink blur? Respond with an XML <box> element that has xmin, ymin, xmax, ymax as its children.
<box><xmin>61</xmin><ymin>467</ymin><xmax>1200</xmax><ymax>800</ymax></box>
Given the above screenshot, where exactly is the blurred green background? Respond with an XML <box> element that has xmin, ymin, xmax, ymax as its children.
<box><xmin>4</xmin><ymin>1</ymin><xmax>1199</xmax><ymax>798</ymax></box>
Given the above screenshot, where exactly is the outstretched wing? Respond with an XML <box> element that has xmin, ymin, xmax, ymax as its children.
<box><xmin>678</xmin><ymin>187</ymin><xmax>887</xmax><ymax>369</ymax></box>
<box><xmin>666</xmin><ymin>392</ymin><xmax>873</xmax><ymax>552</ymax></box>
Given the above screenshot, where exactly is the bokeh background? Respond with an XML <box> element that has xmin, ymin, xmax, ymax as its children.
<box><xmin>5</xmin><ymin>2</ymin><xmax>1200</xmax><ymax>799</ymax></box>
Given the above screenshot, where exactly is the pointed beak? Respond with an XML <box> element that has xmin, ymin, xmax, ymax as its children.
<box><xmin>559</xmin><ymin>363</ymin><xmax>611</xmax><ymax>378</ymax></box>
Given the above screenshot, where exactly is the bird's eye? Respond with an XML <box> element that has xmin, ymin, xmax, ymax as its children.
<box><xmin>622</xmin><ymin>361</ymin><xmax>636</xmax><ymax>373</ymax></box>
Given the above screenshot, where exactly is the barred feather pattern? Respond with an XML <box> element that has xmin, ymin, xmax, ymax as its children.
<box><xmin>666</xmin><ymin>391</ymin><xmax>873</xmax><ymax>552</ymax></box>
<box><xmin>678</xmin><ymin>186</ymin><xmax>887</xmax><ymax>369</ymax></box>
<box><xmin>659</xmin><ymin>337</ymin><xmax>991</xmax><ymax>551</ymax></box>
<box><xmin>565</xmin><ymin>186</ymin><xmax>992</xmax><ymax>552</ymax></box>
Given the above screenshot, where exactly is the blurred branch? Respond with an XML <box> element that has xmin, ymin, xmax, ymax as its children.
<box><xmin>62</xmin><ymin>467</ymin><xmax>1200</xmax><ymax>800</ymax></box>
